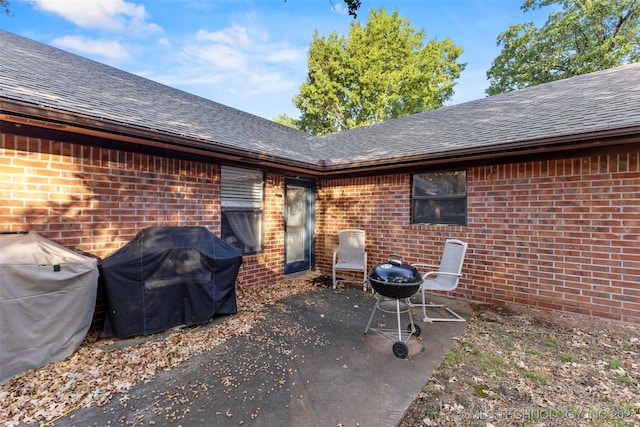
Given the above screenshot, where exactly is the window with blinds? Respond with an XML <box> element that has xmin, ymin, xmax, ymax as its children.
<box><xmin>221</xmin><ymin>166</ymin><xmax>264</xmax><ymax>254</ymax></box>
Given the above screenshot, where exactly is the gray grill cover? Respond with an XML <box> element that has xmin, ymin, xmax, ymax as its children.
<box><xmin>0</xmin><ymin>232</ymin><xmax>99</xmax><ymax>384</ymax></box>
<box><xmin>100</xmin><ymin>227</ymin><xmax>242</xmax><ymax>338</ymax></box>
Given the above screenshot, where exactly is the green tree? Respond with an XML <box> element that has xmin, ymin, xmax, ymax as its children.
<box><xmin>286</xmin><ymin>0</ymin><xmax>362</xmax><ymax>18</ymax></box>
<box><xmin>1</xmin><ymin>0</ymin><xmax>10</xmax><ymax>15</ymax></box>
<box><xmin>273</xmin><ymin>113</ymin><xmax>299</xmax><ymax>129</ymax></box>
<box><xmin>278</xmin><ymin>8</ymin><xmax>465</xmax><ymax>135</ymax></box>
<box><xmin>341</xmin><ymin>0</ymin><xmax>361</xmax><ymax>17</ymax></box>
<box><xmin>486</xmin><ymin>0</ymin><xmax>640</xmax><ymax>96</ymax></box>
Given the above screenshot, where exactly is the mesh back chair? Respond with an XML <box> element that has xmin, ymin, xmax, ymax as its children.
<box><xmin>332</xmin><ymin>229</ymin><xmax>368</xmax><ymax>291</ymax></box>
<box><xmin>410</xmin><ymin>239</ymin><xmax>468</xmax><ymax>322</ymax></box>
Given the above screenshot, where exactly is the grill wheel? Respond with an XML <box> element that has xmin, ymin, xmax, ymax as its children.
<box><xmin>392</xmin><ymin>341</ymin><xmax>409</xmax><ymax>359</ymax></box>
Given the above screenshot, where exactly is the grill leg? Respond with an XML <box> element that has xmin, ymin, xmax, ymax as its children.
<box><xmin>395</xmin><ymin>298</ymin><xmax>403</xmax><ymax>341</ymax></box>
<box><xmin>364</xmin><ymin>295</ymin><xmax>380</xmax><ymax>334</ymax></box>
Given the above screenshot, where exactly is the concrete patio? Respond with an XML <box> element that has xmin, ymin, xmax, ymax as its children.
<box><xmin>54</xmin><ymin>285</ymin><xmax>470</xmax><ymax>427</ymax></box>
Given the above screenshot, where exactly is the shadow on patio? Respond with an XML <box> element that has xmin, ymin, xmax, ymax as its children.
<box><xmin>52</xmin><ymin>279</ymin><xmax>469</xmax><ymax>427</ymax></box>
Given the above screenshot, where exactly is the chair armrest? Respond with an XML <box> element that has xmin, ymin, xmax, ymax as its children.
<box><xmin>333</xmin><ymin>250</ymin><xmax>338</xmax><ymax>264</ymax></box>
<box><xmin>413</xmin><ymin>263</ymin><xmax>439</xmax><ymax>270</ymax></box>
<box><xmin>422</xmin><ymin>271</ymin><xmax>462</xmax><ymax>279</ymax></box>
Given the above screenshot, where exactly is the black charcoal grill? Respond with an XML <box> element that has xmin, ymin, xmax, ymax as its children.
<box><xmin>364</xmin><ymin>255</ymin><xmax>423</xmax><ymax>358</ymax></box>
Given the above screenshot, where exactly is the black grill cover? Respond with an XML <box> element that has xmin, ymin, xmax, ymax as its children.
<box><xmin>101</xmin><ymin>227</ymin><xmax>242</xmax><ymax>338</ymax></box>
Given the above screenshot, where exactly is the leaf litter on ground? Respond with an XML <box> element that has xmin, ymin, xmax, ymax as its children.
<box><xmin>2</xmin><ymin>275</ymin><xmax>639</xmax><ymax>426</ymax></box>
<box><xmin>398</xmin><ymin>303</ymin><xmax>640</xmax><ymax>427</ymax></box>
<box><xmin>0</xmin><ymin>275</ymin><xmax>317</xmax><ymax>426</ymax></box>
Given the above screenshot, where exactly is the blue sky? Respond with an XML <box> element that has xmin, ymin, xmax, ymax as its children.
<box><xmin>0</xmin><ymin>0</ymin><xmax>553</xmax><ymax>121</ymax></box>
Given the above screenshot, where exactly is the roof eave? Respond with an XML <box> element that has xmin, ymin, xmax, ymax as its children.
<box><xmin>3</xmin><ymin>98</ymin><xmax>639</xmax><ymax>178</ymax></box>
<box><xmin>317</xmin><ymin>126</ymin><xmax>640</xmax><ymax>176</ymax></box>
<box><xmin>1</xmin><ymin>99</ymin><xmax>325</xmax><ymax>176</ymax></box>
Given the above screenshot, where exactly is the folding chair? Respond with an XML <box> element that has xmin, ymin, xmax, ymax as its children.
<box><xmin>410</xmin><ymin>239</ymin><xmax>468</xmax><ymax>322</ymax></box>
<box><xmin>332</xmin><ymin>229</ymin><xmax>367</xmax><ymax>291</ymax></box>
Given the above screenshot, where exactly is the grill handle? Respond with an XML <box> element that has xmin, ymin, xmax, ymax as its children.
<box><xmin>388</xmin><ymin>253</ymin><xmax>403</xmax><ymax>265</ymax></box>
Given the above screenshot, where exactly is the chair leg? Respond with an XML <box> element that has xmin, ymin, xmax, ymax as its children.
<box><xmin>421</xmin><ymin>297</ymin><xmax>431</xmax><ymax>323</ymax></box>
<box><xmin>421</xmin><ymin>303</ymin><xmax>466</xmax><ymax>322</ymax></box>
<box><xmin>333</xmin><ymin>269</ymin><xmax>369</xmax><ymax>291</ymax></box>
<box><xmin>408</xmin><ymin>290</ymin><xmax>466</xmax><ymax>322</ymax></box>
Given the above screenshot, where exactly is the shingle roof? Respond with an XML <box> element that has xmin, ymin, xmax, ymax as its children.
<box><xmin>2</xmin><ymin>30</ymin><xmax>640</xmax><ymax>172</ymax></box>
<box><xmin>317</xmin><ymin>62</ymin><xmax>640</xmax><ymax>167</ymax></box>
<box><xmin>0</xmin><ymin>30</ymin><xmax>319</xmax><ymax>165</ymax></box>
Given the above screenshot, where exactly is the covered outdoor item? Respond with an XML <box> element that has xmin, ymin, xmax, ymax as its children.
<box><xmin>101</xmin><ymin>226</ymin><xmax>242</xmax><ymax>338</ymax></box>
<box><xmin>0</xmin><ymin>232</ymin><xmax>99</xmax><ymax>384</ymax></box>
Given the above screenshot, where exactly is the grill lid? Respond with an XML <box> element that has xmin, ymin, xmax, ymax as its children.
<box><xmin>369</xmin><ymin>254</ymin><xmax>422</xmax><ymax>285</ymax></box>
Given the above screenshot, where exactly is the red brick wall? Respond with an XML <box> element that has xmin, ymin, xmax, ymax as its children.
<box><xmin>3</xmin><ymin>128</ymin><xmax>639</xmax><ymax>323</ymax></box>
<box><xmin>317</xmin><ymin>151</ymin><xmax>640</xmax><ymax>323</ymax></box>
<box><xmin>238</xmin><ymin>173</ymin><xmax>286</xmax><ymax>286</ymax></box>
<box><xmin>0</xmin><ymin>130</ymin><xmax>284</xmax><ymax>288</ymax></box>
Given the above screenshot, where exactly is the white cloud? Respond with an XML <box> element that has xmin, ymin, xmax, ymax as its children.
<box><xmin>246</xmin><ymin>70</ymin><xmax>297</xmax><ymax>94</ymax></box>
<box><xmin>187</xmin><ymin>46</ymin><xmax>246</xmax><ymax>70</ymax></box>
<box><xmin>265</xmin><ymin>47</ymin><xmax>307</xmax><ymax>65</ymax></box>
<box><xmin>157</xmin><ymin>37</ymin><xmax>170</xmax><ymax>48</ymax></box>
<box><xmin>173</xmin><ymin>24</ymin><xmax>307</xmax><ymax>96</ymax></box>
<box><xmin>29</xmin><ymin>0</ymin><xmax>162</xmax><ymax>36</ymax></box>
<box><xmin>195</xmin><ymin>26</ymin><xmax>255</xmax><ymax>48</ymax></box>
<box><xmin>52</xmin><ymin>35</ymin><xmax>132</xmax><ymax>61</ymax></box>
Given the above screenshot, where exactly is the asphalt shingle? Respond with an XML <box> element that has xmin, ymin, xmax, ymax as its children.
<box><xmin>0</xmin><ymin>30</ymin><xmax>319</xmax><ymax>165</ymax></box>
<box><xmin>317</xmin><ymin>63</ymin><xmax>640</xmax><ymax>165</ymax></box>
<box><xmin>2</xmin><ymin>30</ymin><xmax>639</xmax><ymax>170</ymax></box>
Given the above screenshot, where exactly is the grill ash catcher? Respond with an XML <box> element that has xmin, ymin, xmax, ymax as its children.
<box><xmin>364</xmin><ymin>254</ymin><xmax>423</xmax><ymax>358</ymax></box>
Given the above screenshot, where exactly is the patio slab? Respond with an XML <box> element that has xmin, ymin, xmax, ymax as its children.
<box><xmin>53</xmin><ymin>286</ymin><xmax>470</xmax><ymax>427</ymax></box>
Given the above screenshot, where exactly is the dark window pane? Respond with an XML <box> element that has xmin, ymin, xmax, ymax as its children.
<box><xmin>221</xmin><ymin>210</ymin><xmax>263</xmax><ymax>255</ymax></box>
<box><xmin>413</xmin><ymin>171</ymin><xmax>466</xmax><ymax>196</ymax></box>
<box><xmin>412</xmin><ymin>198</ymin><xmax>466</xmax><ymax>225</ymax></box>
<box><xmin>412</xmin><ymin>170</ymin><xmax>466</xmax><ymax>225</ymax></box>
<box><xmin>221</xmin><ymin>166</ymin><xmax>264</xmax><ymax>255</ymax></box>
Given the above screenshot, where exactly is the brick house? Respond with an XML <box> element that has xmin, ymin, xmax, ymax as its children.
<box><xmin>1</xmin><ymin>30</ymin><xmax>639</xmax><ymax>323</ymax></box>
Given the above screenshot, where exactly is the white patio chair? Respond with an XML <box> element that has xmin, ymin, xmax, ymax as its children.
<box><xmin>332</xmin><ymin>229</ymin><xmax>368</xmax><ymax>291</ymax></box>
<box><xmin>410</xmin><ymin>239</ymin><xmax>468</xmax><ymax>322</ymax></box>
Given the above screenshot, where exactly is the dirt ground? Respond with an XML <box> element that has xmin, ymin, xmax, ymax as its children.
<box><xmin>398</xmin><ymin>302</ymin><xmax>640</xmax><ymax>427</ymax></box>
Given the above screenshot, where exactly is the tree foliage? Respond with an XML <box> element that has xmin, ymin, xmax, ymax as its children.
<box><xmin>341</xmin><ymin>0</ymin><xmax>362</xmax><ymax>17</ymax></box>
<box><xmin>1</xmin><ymin>0</ymin><xmax>10</xmax><ymax>15</ymax></box>
<box><xmin>280</xmin><ymin>8</ymin><xmax>465</xmax><ymax>135</ymax></box>
<box><xmin>486</xmin><ymin>0</ymin><xmax>640</xmax><ymax>96</ymax></box>
<box><xmin>287</xmin><ymin>0</ymin><xmax>361</xmax><ymax>18</ymax></box>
